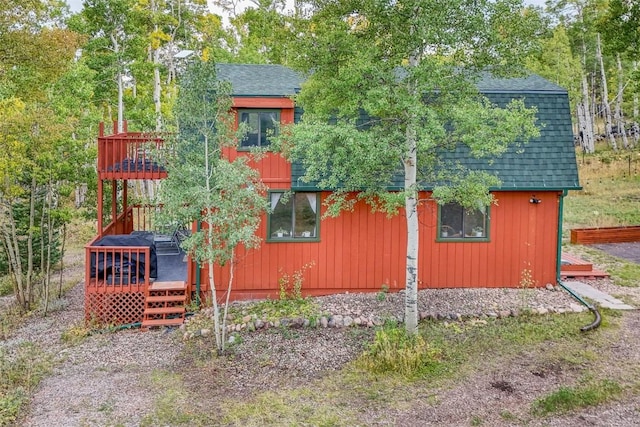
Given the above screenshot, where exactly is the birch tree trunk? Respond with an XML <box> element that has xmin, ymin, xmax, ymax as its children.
<box><xmin>58</xmin><ymin>223</ymin><xmax>66</xmax><ymax>298</ymax></box>
<box><xmin>596</xmin><ymin>33</ymin><xmax>617</xmax><ymax>150</ymax></box>
<box><xmin>117</xmin><ymin>72</ymin><xmax>124</xmax><ymax>133</ymax></box>
<box><xmin>578</xmin><ymin>74</ymin><xmax>595</xmax><ymax>153</ymax></box>
<box><xmin>404</xmin><ymin>93</ymin><xmax>419</xmax><ymax>334</ymax></box>
<box><xmin>614</xmin><ymin>54</ymin><xmax>629</xmax><ymax>149</ymax></box>
<box><xmin>75</xmin><ymin>183</ymin><xmax>87</xmax><ymax>208</ymax></box>
<box><xmin>151</xmin><ymin>0</ymin><xmax>162</xmax><ymax>132</ymax></box>
<box><xmin>43</xmin><ymin>180</ymin><xmax>54</xmax><ymax>315</ymax></box>
<box><xmin>633</xmin><ymin>61</ymin><xmax>639</xmax><ymax>148</ymax></box>
<box><xmin>0</xmin><ymin>201</ymin><xmax>26</xmax><ymax>308</ymax></box>
<box><xmin>404</xmin><ymin>128</ymin><xmax>419</xmax><ymax>335</ymax></box>
<box><xmin>26</xmin><ymin>177</ymin><xmax>36</xmax><ymax>309</ymax></box>
<box><xmin>111</xmin><ymin>33</ymin><xmax>124</xmax><ymax>133</ymax></box>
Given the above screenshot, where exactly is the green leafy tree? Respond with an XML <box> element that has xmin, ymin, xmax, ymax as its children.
<box><xmin>598</xmin><ymin>0</ymin><xmax>640</xmax><ymax>146</ymax></box>
<box><xmin>527</xmin><ymin>25</ymin><xmax>582</xmax><ymax>112</ymax></box>
<box><xmin>281</xmin><ymin>0</ymin><xmax>542</xmax><ymax>334</ymax></box>
<box><xmin>157</xmin><ymin>59</ymin><xmax>269</xmax><ymax>353</ymax></box>
<box><xmin>70</xmin><ymin>0</ymin><xmax>147</xmax><ymax>131</ymax></box>
<box><xmin>228</xmin><ymin>1</ymin><xmax>297</xmax><ymax>64</ymax></box>
<box><xmin>0</xmin><ymin>0</ymin><xmax>92</xmax><ymax>312</ymax></box>
<box><xmin>546</xmin><ymin>0</ymin><xmax>611</xmax><ymax>152</ymax></box>
<box><xmin>131</xmin><ymin>0</ymin><xmax>210</xmax><ymax>130</ymax></box>
<box><xmin>598</xmin><ymin>0</ymin><xmax>640</xmax><ymax>59</ymax></box>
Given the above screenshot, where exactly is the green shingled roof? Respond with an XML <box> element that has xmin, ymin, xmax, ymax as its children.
<box><xmin>293</xmin><ymin>90</ymin><xmax>580</xmax><ymax>192</ymax></box>
<box><xmin>435</xmin><ymin>91</ymin><xmax>581</xmax><ymax>191</ymax></box>
<box><xmin>216</xmin><ymin>63</ymin><xmax>303</xmax><ymax>97</ymax></box>
<box><xmin>477</xmin><ymin>72</ymin><xmax>568</xmax><ymax>93</ymax></box>
<box><xmin>216</xmin><ymin>64</ymin><xmax>580</xmax><ymax>192</ymax></box>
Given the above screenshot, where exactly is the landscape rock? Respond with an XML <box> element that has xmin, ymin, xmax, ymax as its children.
<box><xmin>320</xmin><ymin>316</ymin><xmax>328</xmax><ymax>328</ymax></box>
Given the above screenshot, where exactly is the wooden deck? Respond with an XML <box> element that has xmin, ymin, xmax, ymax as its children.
<box><xmin>560</xmin><ymin>253</ymin><xmax>609</xmax><ymax>279</ymax></box>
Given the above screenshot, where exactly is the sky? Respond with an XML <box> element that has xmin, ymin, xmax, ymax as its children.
<box><xmin>66</xmin><ymin>0</ymin><xmax>548</xmax><ymax>14</ymax></box>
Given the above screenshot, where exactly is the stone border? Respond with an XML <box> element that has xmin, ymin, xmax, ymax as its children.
<box><xmin>181</xmin><ymin>302</ymin><xmax>588</xmax><ymax>341</ymax></box>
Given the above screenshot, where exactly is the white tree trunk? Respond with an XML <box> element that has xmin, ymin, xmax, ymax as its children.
<box><xmin>111</xmin><ymin>33</ymin><xmax>124</xmax><ymax>133</ymax></box>
<box><xmin>404</xmin><ymin>119</ymin><xmax>419</xmax><ymax>335</ymax></box>
<box><xmin>154</xmin><ymin>64</ymin><xmax>162</xmax><ymax>131</ymax></box>
<box><xmin>578</xmin><ymin>75</ymin><xmax>595</xmax><ymax>153</ymax></box>
<box><xmin>596</xmin><ymin>33</ymin><xmax>617</xmax><ymax>150</ymax></box>
<box><xmin>0</xmin><ymin>202</ymin><xmax>26</xmax><ymax>308</ymax></box>
<box><xmin>151</xmin><ymin>0</ymin><xmax>163</xmax><ymax>133</ymax></box>
<box><xmin>117</xmin><ymin>72</ymin><xmax>124</xmax><ymax>133</ymax></box>
<box><xmin>633</xmin><ymin>61</ymin><xmax>639</xmax><ymax>148</ymax></box>
<box><xmin>75</xmin><ymin>183</ymin><xmax>87</xmax><ymax>208</ymax></box>
<box><xmin>614</xmin><ymin>54</ymin><xmax>629</xmax><ymax>149</ymax></box>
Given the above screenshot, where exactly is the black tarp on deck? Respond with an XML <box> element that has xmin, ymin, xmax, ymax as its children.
<box><xmin>90</xmin><ymin>234</ymin><xmax>158</xmax><ymax>280</ymax></box>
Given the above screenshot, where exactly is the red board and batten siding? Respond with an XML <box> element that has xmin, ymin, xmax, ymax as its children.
<box><xmin>199</xmin><ymin>190</ymin><xmax>561</xmax><ymax>300</ymax></box>
<box><xmin>198</xmin><ymin>97</ymin><xmax>561</xmax><ymax>300</ymax></box>
<box><xmin>223</xmin><ymin>97</ymin><xmax>294</xmax><ymax>189</ymax></box>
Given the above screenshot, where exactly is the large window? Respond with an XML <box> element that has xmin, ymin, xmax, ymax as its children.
<box><xmin>269</xmin><ymin>192</ymin><xmax>319</xmax><ymax>241</ymax></box>
<box><xmin>239</xmin><ymin>110</ymin><xmax>280</xmax><ymax>148</ymax></box>
<box><xmin>439</xmin><ymin>202</ymin><xmax>489</xmax><ymax>240</ymax></box>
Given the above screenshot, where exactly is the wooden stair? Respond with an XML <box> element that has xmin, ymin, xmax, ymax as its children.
<box><xmin>560</xmin><ymin>253</ymin><xmax>609</xmax><ymax>279</ymax></box>
<box><xmin>142</xmin><ymin>281</ymin><xmax>188</xmax><ymax>329</ymax></box>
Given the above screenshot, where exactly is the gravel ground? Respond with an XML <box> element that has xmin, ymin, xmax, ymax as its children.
<box><xmin>3</xmin><ymin>256</ymin><xmax>640</xmax><ymax>426</ymax></box>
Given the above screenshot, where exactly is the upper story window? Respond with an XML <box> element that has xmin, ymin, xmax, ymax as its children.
<box><xmin>239</xmin><ymin>110</ymin><xmax>280</xmax><ymax>149</ymax></box>
<box><xmin>439</xmin><ymin>202</ymin><xmax>489</xmax><ymax>240</ymax></box>
<box><xmin>268</xmin><ymin>192</ymin><xmax>319</xmax><ymax>241</ymax></box>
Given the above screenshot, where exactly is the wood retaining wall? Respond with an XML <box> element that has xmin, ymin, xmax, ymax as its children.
<box><xmin>570</xmin><ymin>226</ymin><xmax>640</xmax><ymax>245</ymax></box>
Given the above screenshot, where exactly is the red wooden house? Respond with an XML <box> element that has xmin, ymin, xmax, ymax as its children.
<box><xmin>85</xmin><ymin>64</ymin><xmax>580</xmax><ymax>328</ymax></box>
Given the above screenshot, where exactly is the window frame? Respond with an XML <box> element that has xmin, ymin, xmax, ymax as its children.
<box><xmin>267</xmin><ymin>191</ymin><xmax>320</xmax><ymax>243</ymax></box>
<box><xmin>437</xmin><ymin>202</ymin><xmax>490</xmax><ymax>242</ymax></box>
<box><xmin>237</xmin><ymin>109</ymin><xmax>281</xmax><ymax>150</ymax></box>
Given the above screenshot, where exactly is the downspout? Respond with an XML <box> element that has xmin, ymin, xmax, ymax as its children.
<box><xmin>556</xmin><ymin>190</ymin><xmax>601</xmax><ymax>331</ymax></box>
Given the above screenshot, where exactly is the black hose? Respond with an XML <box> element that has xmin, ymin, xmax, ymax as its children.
<box><xmin>558</xmin><ymin>280</ymin><xmax>602</xmax><ymax>332</ymax></box>
<box><xmin>580</xmin><ymin>306</ymin><xmax>602</xmax><ymax>332</ymax></box>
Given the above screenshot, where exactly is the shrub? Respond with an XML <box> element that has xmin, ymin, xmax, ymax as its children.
<box><xmin>357</xmin><ymin>325</ymin><xmax>441</xmax><ymax>379</ymax></box>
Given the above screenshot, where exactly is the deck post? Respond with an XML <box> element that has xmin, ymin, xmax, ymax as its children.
<box><xmin>111</xmin><ymin>179</ymin><xmax>117</xmax><ymax>232</ymax></box>
<box><xmin>123</xmin><ymin>179</ymin><xmax>129</xmax><ymax>232</ymax></box>
<box><xmin>97</xmin><ymin>179</ymin><xmax>103</xmax><ymax>237</ymax></box>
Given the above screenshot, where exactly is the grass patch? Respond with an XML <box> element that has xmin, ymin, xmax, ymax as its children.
<box><xmin>356</xmin><ymin>324</ymin><xmax>443</xmax><ymax>379</ymax></box>
<box><xmin>0</xmin><ymin>342</ymin><xmax>52</xmax><ymax>426</ymax></box>
<box><xmin>60</xmin><ymin>322</ymin><xmax>93</xmax><ymax>346</ymax></box>
<box><xmin>0</xmin><ymin>303</ymin><xmax>28</xmax><ymax>341</ymax></box>
<box><xmin>221</xmin><ymin>388</ymin><xmax>357</xmax><ymax>427</ymax></box>
<box><xmin>348</xmin><ymin>313</ymin><xmax>604</xmax><ymax>389</ymax></box>
<box><xmin>565</xmin><ymin>149</ymin><xmax>640</xmax><ymax>230</ymax></box>
<box><xmin>532</xmin><ymin>378</ymin><xmax>623</xmax><ymax>416</ymax></box>
<box><xmin>609</xmin><ymin>263</ymin><xmax>640</xmax><ymax>288</ymax></box>
<box><xmin>0</xmin><ymin>277</ymin><xmax>12</xmax><ymax>297</ymax></box>
<box><xmin>140</xmin><ymin>370</ymin><xmax>215</xmax><ymax>427</ymax></box>
<box><xmin>225</xmin><ymin>297</ymin><xmax>322</xmax><ymax>324</ymax></box>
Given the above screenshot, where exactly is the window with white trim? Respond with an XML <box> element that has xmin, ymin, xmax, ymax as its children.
<box><xmin>269</xmin><ymin>192</ymin><xmax>319</xmax><ymax>240</ymax></box>
<box><xmin>239</xmin><ymin>110</ymin><xmax>280</xmax><ymax>148</ymax></box>
<box><xmin>439</xmin><ymin>202</ymin><xmax>488</xmax><ymax>240</ymax></box>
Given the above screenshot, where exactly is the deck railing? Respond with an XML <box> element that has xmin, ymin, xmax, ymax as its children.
<box><xmin>97</xmin><ymin>123</ymin><xmax>168</xmax><ymax>180</ymax></box>
<box><xmin>84</xmin><ymin>236</ymin><xmax>153</xmax><ymax>325</ymax></box>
